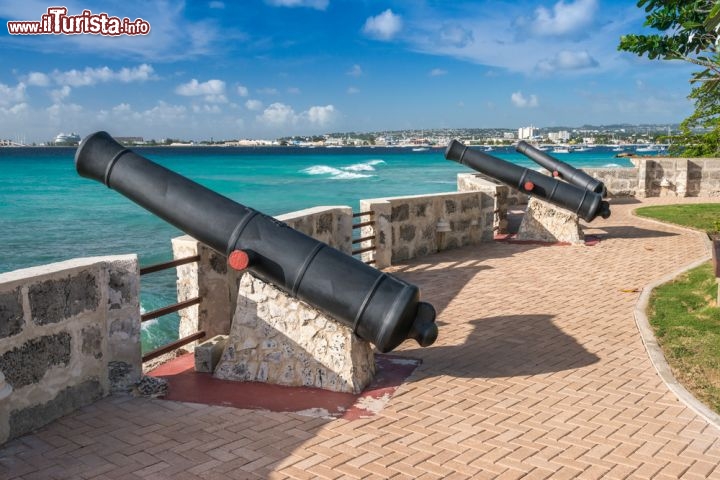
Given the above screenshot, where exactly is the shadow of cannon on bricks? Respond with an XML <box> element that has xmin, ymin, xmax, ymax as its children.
<box><xmin>398</xmin><ymin>314</ymin><xmax>600</xmax><ymax>379</ymax></box>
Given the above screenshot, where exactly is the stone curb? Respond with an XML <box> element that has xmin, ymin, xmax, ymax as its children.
<box><xmin>631</xmin><ymin>209</ymin><xmax>720</xmax><ymax>431</ymax></box>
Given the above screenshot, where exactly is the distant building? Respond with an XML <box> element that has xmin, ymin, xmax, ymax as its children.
<box><xmin>548</xmin><ymin>131</ymin><xmax>570</xmax><ymax>143</ymax></box>
<box><xmin>115</xmin><ymin>136</ymin><xmax>144</xmax><ymax>145</ymax></box>
<box><xmin>518</xmin><ymin>126</ymin><xmax>535</xmax><ymax>140</ymax></box>
<box><xmin>503</xmin><ymin>132</ymin><xmax>515</xmax><ymax>140</ymax></box>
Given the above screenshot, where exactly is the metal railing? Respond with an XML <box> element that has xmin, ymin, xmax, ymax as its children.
<box><xmin>140</xmin><ymin>255</ymin><xmax>205</xmax><ymax>362</ymax></box>
<box><xmin>352</xmin><ymin>211</ymin><xmax>376</xmax><ymax>265</ymax></box>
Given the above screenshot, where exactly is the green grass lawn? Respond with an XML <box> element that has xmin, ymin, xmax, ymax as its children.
<box><xmin>635</xmin><ymin>203</ymin><xmax>720</xmax><ymax>233</ymax></box>
<box><xmin>649</xmin><ymin>263</ymin><xmax>720</xmax><ymax>412</ymax></box>
<box><xmin>636</xmin><ymin>203</ymin><xmax>720</xmax><ymax>413</ymax></box>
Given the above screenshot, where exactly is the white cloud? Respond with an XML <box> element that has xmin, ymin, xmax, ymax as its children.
<box><xmin>50</xmin><ymin>64</ymin><xmax>155</xmax><ymax>87</ymax></box>
<box><xmin>429</xmin><ymin>68</ymin><xmax>447</xmax><ymax>76</ymax></box>
<box><xmin>526</xmin><ymin>0</ymin><xmax>597</xmax><ymax>37</ymax></box>
<box><xmin>50</xmin><ymin>85</ymin><xmax>71</xmax><ymax>103</ymax></box>
<box><xmin>347</xmin><ymin>87</ymin><xmax>360</xmax><ymax>94</ymax></box>
<box><xmin>0</xmin><ymin>82</ymin><xmax>26</xmax><ymax>106</ymax></box>
<box><xmin>237</xmin><ymin>85</ymin><xmax>249</xmax><ymax>97</ymax></box>
<box><xmin>192</xmin><ymin>104</ymin><xmax>222</xmax><ymax>114</ymax></box>
<box><xmin>257</xmin><ymin>102</ymin><xmax>296</xmax><ymax>127</ymax></box>
<box><xmin>437</xmin><ymin>24</ymin><xmax>474</xmax><ymax>47</ymax></box>
<box><xmin>27</xmin><ymin>72</ymin><xmax>50</xmax><ymax>87</ymax></box>
<box><xmin>209</xmin><ymin>1</ymin><xmax>225</xmax><ymax>8</ymax></box>
<box><xmin>363</xmin><ymin>9</ymin><xmax>402</xmax><ymax>41</ymax></box>
<box><xmin>536</xmin><ymin>50</ymin><xmax>599</xmax><ymax>73</ymax></box>
<box><xmin>176</xmin><ymin>79</ymin><xmax>225</xmax><ymax>96</ymax></box>
<box><xmin>245</xmin><ymin>99</ymin><xmax>263</xmax><ymax>111</ymax></box>
<box><xmin>258</xmin><ymin>87</ymin><xmax>279</xmax><ymax>95</ymax></box>
<box><xmin>347</xmin><ymin>64</ymin><xmax>363</xmax><ymax>77</ymax></box>
<box><xmin>287</xmin><ymin>87</ymin><xmax>301</xmax><ymax>94</ymax></box>
<box><xmin>511</xmin><ymin>91</ymin><xmax>539</xmax><ymax>108</ymax></box>
<box><xmin>304</xmin><ymin>105</ymin><xmax>336</xmax><ymax>126</ymax></box>
<box><xmin>265</xmin><ymin>0</ymin><xmax>328</xmax><ymax>10</ymax></box>
<box><xmin>256</xmin><ymin>102</ymin><xmax>338</xmax><ymax>129</ymax></box>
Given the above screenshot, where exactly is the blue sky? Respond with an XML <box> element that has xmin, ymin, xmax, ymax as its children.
<box><xmin>0</xmin><ymin>0</ymin><xmax>698</xmax><ymax>143</ymax></box>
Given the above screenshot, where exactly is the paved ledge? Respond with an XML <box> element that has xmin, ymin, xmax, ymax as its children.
<box><xmin>2</xmin><ymin>197</ymin><xmax>720</xmax><ymax>479</ymax></box>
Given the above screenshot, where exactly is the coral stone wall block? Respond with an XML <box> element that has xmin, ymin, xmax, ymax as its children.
<box><xmin>0</xmin><ymin>288</ymin><xmax>23</xmax><ymax>339</ymax></box>
<box><xmin>82</xmin><ymin>326</ymin><xmax>103</xmax><ymax>359</ymax></box>
<box><xmin>29</xmin><ymin>272</ymin><xmax>99</xmax><ymax>324</ymax></box>
<box><xmin>445</xmin><ymin>200</ymin><xmax>457</xmax><ymax>214</ymax></box>
<box><xmin>0</xmin><ymin>333</ymin><xmax>71</xmax><ymax>389</ymax></box>
<box><xmin>392</xmin><ymin>204</ymin><xmax>409</xmax><ymax>222</ymax></box>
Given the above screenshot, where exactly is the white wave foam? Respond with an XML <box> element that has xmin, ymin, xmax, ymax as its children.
<box><xmin>367</xmin><ymin>159</ymin><xmax>386</xmax><ymax>166</ymax></box>
<box><xmin>303</xmin><ymin>165</ymin><xmax>341</xmax><ymax>175</ymax></box>
<box><xmin>344</xmin><ymin>163</ymin><xmax>376</xmax><ymax>172</ymax></box>
<box><xmin>602</xmin><ymin>163</ymin><xmax>623</xmax><ymax>168</ymax></box>
<box><xmin>301</xmin><ymin>164</ymin><xmax>372</xmax><ymax>179</ymax></box>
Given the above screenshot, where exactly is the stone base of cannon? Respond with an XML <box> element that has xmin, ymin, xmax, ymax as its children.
<box><xmin>213</xmin><ymin>273</ymin><xmax>376</xmax><ymax>394</ymax></box>
<box><xmin>516</xmin><ymin>197</ymin><xmax>584</xmax><ymax>245</ymax></box>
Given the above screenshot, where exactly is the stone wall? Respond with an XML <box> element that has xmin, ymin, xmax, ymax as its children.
<box><xmin>0</xmin><ymin>256</ymin><xmax>141</xmax><ymax>445</ymax></box>
<box><xmin>582</xmin><ymin>166</ymin><xmax>640</xmax><ymax>197</ymax></box>
<box><xmin>173</xmin><ymin>206</ymin><xmax>355</xmax><ymax>343</ymax></box>
<box><xmin>583</xmin><ymin>157</ymin><xmax>720</xmax><ymax>198</ymax></box>
<box><xmin>360</xmin><ymin>190</ymin><xmax>494</xmax><ymax>269</ymax></box>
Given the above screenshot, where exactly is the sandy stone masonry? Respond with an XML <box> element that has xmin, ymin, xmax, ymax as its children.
<box><xmin>0</xmin><ymin>255</ymin><xmax>141</xmax><ymax>445</ymax></box>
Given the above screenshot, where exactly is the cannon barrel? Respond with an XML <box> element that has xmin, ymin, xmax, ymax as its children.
<box><xmin>75</xmin><ymin>131</ymin><xmax>437</xmax><ymax>353</ymax></box>
<box><xmin>445</xmin><ymin>140</ymin><xmax>610</xmax><ymax>222</ymax></box>
<box><xmin>515</xmin><ymin>141</ymin><xmax>607</xmax><ymax>196</ymax></box>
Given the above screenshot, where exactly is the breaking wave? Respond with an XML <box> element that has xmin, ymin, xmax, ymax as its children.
<box><xmin>301</xmin><ymin>159</ymin><xmax>385</xmax><ymax>180</ymax></box>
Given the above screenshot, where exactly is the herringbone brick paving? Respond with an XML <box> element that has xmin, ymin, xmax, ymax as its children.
<box><xmin>2</xmin><ymin>197</ymin><xmax>720</xmax><ymax>479</ymax></box>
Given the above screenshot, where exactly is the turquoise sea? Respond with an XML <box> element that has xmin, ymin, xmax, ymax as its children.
<box><xmin>0</xmin><ymin>144</ymin><xmax>635</xmax><ymax>351</ymax></box>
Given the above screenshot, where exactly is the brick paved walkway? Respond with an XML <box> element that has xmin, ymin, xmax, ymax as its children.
<box><xmin>2</xmin><ymin>197</ymin><xmax>720</xmax><ymax>479</ymax></box>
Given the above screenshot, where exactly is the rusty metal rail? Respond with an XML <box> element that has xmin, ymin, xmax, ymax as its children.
<box><xmin>352</xmin><ymin>210</ymin><xmax>374</xmax><ymax>218</ymax></box>
<box><xmin>352</xmin><ymin>211</ymin><xmax>377</xmax><ymax>263</ymax></box>
<box><xmin>140</xmin><ymin>255</ymin><xmax>200</xmax><ymax>275</ymax></box>
<box><xmin>139</xmin><ymin>254</ymin><xmax>205</xmax><ymax>363</ymax></box>
<box><xmin>142</xmin><ymin>330</ymin><xmax>207</xmax><ymax>363</ymax></box>
<box><xmin>141</xmin><ymin>297</ymin><xmax>202</xmax><ymax>323</ymax></box>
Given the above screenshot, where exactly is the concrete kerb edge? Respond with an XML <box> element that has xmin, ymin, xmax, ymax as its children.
<box><xmin>630</xmin><ymin>208</ymin><xmax>720</xmax><ymax>431</ymax></box>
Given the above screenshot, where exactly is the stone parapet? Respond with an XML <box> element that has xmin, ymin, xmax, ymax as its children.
<box><xmin>0</xmin><ymin>256</ymin><xmax>141</xmax><ymax>445</ymax></box>
<box><xmin>360</xmin><ymin>189</ymin><xmax>494</xmax><ymax>269</ymax></box>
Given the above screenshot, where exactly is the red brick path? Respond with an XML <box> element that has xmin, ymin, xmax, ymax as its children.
<box><xmin>2</xmin><ymin>198</ymin><xmax>720</xmax><ymax>479</ymax></box>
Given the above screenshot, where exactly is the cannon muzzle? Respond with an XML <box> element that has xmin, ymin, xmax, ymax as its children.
<box><xmin>76</xmin><ymin>131</ymin><xmax>437</xmax><ymax>352</ymax></box>
<box><xmin>445</xmin><ymin>140</ymin><xmax>610</xmax><ymax>222</ymax></box>
<box><xmin>515</xmin><ymin>141</ymin><xmax>607</xmax><ymax>197</ymax></box>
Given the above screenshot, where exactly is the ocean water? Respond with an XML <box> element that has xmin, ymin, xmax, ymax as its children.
<box><xmin>0</xmin><ymin>144</ymin><xmax>635</xmax><ymax>351</ymax></box>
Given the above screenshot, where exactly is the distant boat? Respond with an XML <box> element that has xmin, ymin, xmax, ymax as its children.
<box><xmin>553</xmin><ymin>146</ymin><xmax>571</xmax><ymax>154</ymax></box>
<box><xmin>484</xmin><ymin>146</ymin><xmax>494</xmax><ymax>152</ymax></box>
<box><xmin>573</xmin><ymin>146</ymin><xmax>592</xmax><ymax>152</ymax></box>
<box><xmin>412</xmin><ymin>147</ymin><xmax>429</xmax><ymax>152</ymax></box>
<box><xmin>636</xmin><ymin>145</ymin><xmax>658</xmax><ymax>153</ymax></box>
<box><xmin>535</xmin><ymin>145</ymin><xmax>549</xmax><ymax>151</ymax></box>
<box><xmin>54</xmin><ymin>132</ymin><xmax>81</xmax><ymax>145</ymax></box>
<box><xmin>612</xmin><ymin>146</ymin><xmax>624</xmax><ymax>152</ymax></box>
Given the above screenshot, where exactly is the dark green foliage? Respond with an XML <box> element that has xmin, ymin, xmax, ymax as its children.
<box><xmin>619</xmin><ymin>1</ymin><xmax>720</xmax><ymax>156</ymax></box>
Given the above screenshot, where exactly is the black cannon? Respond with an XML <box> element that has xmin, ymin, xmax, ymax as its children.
<box><xmin>75</xmin><ymin>131</ymin><xmax>437</xmax><ymax>353</ymax></box>
<box><xmin>515</xmin><ymin>141</ymin><xmax>606</xmax><ymax>196</ymax></box>
<box><xmin>445</xmin><ymin>140</ymin><xmax>610</xmax><ymax>222</ymax></box>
